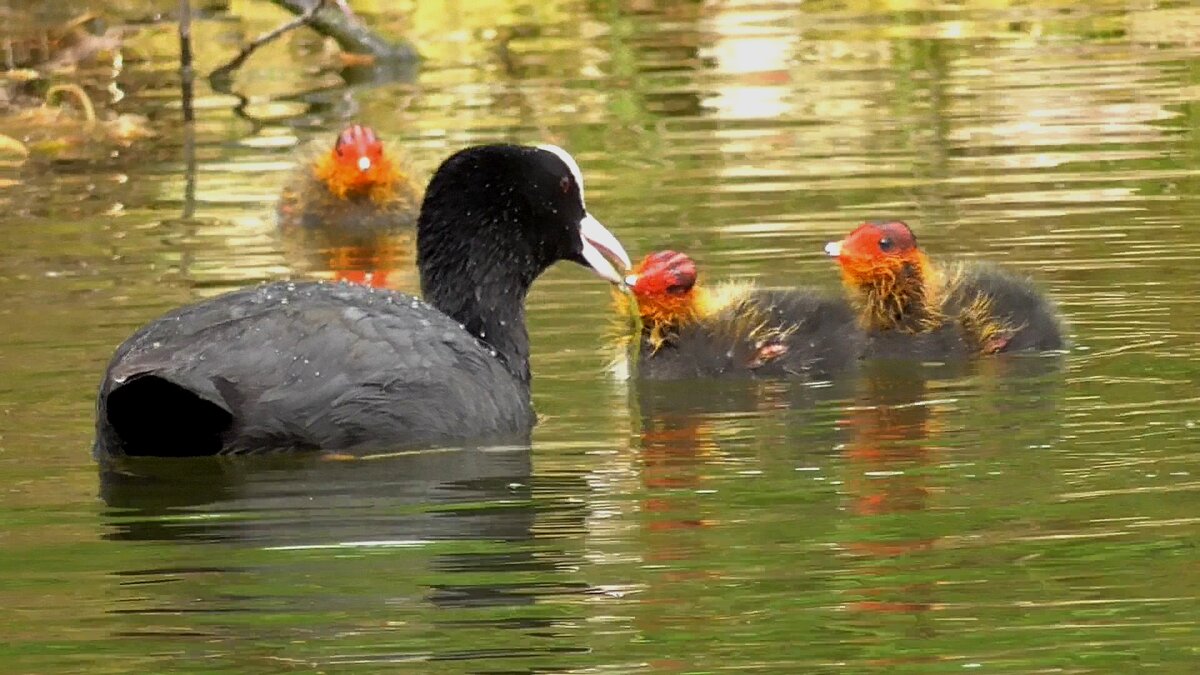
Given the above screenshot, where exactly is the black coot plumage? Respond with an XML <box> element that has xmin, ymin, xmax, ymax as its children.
<box><xmin>96</xmin><ymin>144</ymin><xmax>631</xmax><ymax>457</ymax></box>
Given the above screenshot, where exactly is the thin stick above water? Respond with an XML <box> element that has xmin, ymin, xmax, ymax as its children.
<box><xmin>179</xmin><ymin>0</ymin><xmax>196</xmax><ymax>218</ymax></box>
<box><xmin>210</xmin><ymin>0</ymin><xmax>329</xmax><ymax>81</ymax></box>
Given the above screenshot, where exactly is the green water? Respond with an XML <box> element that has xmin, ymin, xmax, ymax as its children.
<box><xmin>2</xmin><ymin>1</ymin><xmax>1199</xmax><ymax>671</ymax></box>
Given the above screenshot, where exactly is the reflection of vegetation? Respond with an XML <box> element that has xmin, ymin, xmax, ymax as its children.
<box><xmin>1</xmin><ymin>11</ymin><xmax>126</xmax><ymax>73</ymax></box>
<box><xmin>211</xmin><ymin>0</ymin><xmax>418</xmax><ymax>85</ymax></box>
<box><xmin>4</xmin><ymin>83</ymin><xmax>154</xmax><ymax>161</ymax></box>
<box><xmin>0</xmin><ymin>11</ymin><xmax>154</xmax><ymax>163</ymax></box>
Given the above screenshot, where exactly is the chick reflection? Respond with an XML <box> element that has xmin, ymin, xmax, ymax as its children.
<box><xmin>281</xmin><ymin>227</ymin><xmax>416</xmax><ymax>291</ymax></box>
<box><xmin>625</xmin><ymin>377</ymin><xmax>851</xmax><ymax>645</ymax></box>
<box><xmin>636</xmin><ymin>388</ymin><xmax>723</xmax><ymax>535</ymax></box>
<box><xmin>627</xmin><ymin>381</ymin><xmax>727</xmax><ymax>641</ymax></box>
<box><xmin>838</xmin><ymin>363</ymin><xmax>941</xmax><ymax>619</ymax></box>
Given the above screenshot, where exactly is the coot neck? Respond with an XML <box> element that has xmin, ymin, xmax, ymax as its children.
<box><xmin>440</xmin><ymin>274</ymin><xmax>532</xmax><ymax>385</ymax></box>
<box><xmin>418</xmin><ymin>216</ymin><xmax>542</xmax><ymax>386</ymax></box>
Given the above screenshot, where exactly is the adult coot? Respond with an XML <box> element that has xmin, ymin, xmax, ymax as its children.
<box><xmin>825</xmin><ymin>220</ymin><xmax>1065</xmax><ymax>359</ymax></box>
<box><xmin>277</xmin><ymin>124</ymin><xmax>422</xmax><ymax>233</ymax></box>
<box><xmin>610</xmin><ymin>250</ymin><xmax>863</xmax><ymax>379</ymax></box>
<box><xmin>97</xmin><ymin>144</ymin><xmax>631</xmax><ymax>457</ymax></box>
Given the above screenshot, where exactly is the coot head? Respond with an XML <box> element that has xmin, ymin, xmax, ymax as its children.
<box><xmin>825</xmin><ymin>220</ymin><xmax>918</xmax><ymax>268</ymax></box>
<box><xmin>418</xmin><ymin>144</ymin><xmax>631</xmax><ymax>379</ymax></box>
<box><xmin>314</xmin><ymin>124</ymin><xmax>401</xmax><ymax>200</ymax></box>
<box><xmin>419</xmin><ymin>144</ymin><xmax>629</xmax><ymax>292</ymax></box>
<box><xmin>626</xmin><ymin>250</ymin><xmax>698</xmax><ymax>297</ymax></box>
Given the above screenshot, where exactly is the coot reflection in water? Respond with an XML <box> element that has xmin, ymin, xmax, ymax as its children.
<box><xmin>97</xmin><ymin>446</ymin><xmax>601</xmax><ymax>664</ymax></box>
<box><xmin>99</xmin><ymin>447</ymin><xmax>535</xmax><ymax>547</ymax></box>
<box><xmin>625</xmin><ymin>352</ymin><xmax>1064</xmax><ymax>466</ymax></box>
<box><xmin>101</xmin><ymin>448</ymin><xmax>544</xmax><ymax>600</ymax></box>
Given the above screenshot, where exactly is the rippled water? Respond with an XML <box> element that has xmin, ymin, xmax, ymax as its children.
<box><xmin>2</xmin><ymin>1</ymin><xmax>1199</xmax><ymax>671</ymax></box>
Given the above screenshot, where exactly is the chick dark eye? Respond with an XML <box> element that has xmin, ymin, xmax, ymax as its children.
<box><xmin>878</xmin><ymin>237</ymin><xmax>894</xmax><ymax>252</ymax></box>
<box><xmin>560</xmin><ymin>176</ymin><xmax>571</xmax><ymax>194</ymax></box>
<box><xmin>666</xmin><ymin>283</ymin><xmax>689</xmax><ymax>295</ymax></box>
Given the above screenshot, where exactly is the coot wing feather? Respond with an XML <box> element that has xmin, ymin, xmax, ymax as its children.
<box><xmin>97</xmin><ymin>282</ymin><xmax>531</xmax><ymax>456</ymax></box>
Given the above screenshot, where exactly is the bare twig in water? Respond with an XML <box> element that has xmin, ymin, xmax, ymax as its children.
<box><xmin>210</xmin><ymin>0</ymin><xmax>329</xmax><ymax>81</ymax></box>
<box><xmin>269</xmin><ymin>0</ymin><xmax>417</xmax><ymax>61</ymax></box>
<box><xmin>178</xmin><ymin>0</ymin><xmax>194</xmax><ymax>124</ymax></box>
<box><xmin>179</xmin><ymin>0</ymin><xmax>197</xmax><ymax>218</ymax></box>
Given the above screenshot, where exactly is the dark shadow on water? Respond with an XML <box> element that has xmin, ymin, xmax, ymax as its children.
<box><xmin>625</xmin><ymin>352</ymin><xmax>1065</xmax><ymax>463</ymax></box>
<box><xmin>629</xmin><ymin>374</ymin><xmax>859</xmax><ymax>422</ymax></box>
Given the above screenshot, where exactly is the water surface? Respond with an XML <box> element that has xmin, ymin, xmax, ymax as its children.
<box><xmin>1</xmin><ymin>1</ymin><xmax>1199</xmax><ymax>671</ymax></box>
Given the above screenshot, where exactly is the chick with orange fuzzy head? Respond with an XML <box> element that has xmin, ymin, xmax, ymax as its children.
<box><xmin>825</xmin><ymin>220</ymin><xmax>946</xmax><ymax>335</ymax></box>
<box><xmin>619</xmin><ymin>250</ymin><xmax>704</xmax><ymax>348</ymax></box>
<box><xmin>278</xmin><ymin>124</ymin><xmax>422</xmax><ymax>234</ymax></box>
<box><xmin>826</xmin><ymin>220</ymin><xmax>1066</xmax><ymax>357</ymax></box>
